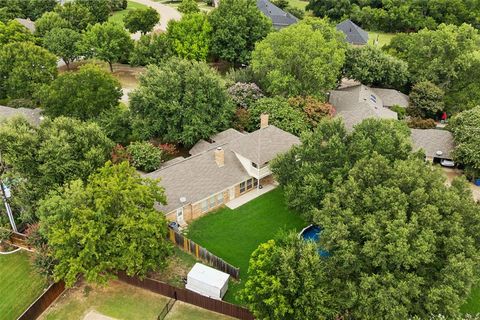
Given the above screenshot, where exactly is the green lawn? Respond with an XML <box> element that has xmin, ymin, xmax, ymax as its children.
<box><xmin>367</xmin><ymin>31</ymin><xmax>396</xmax><ymax>47</ymax></box>
<box><xmin>0</xmin><ymin>250</ymin><xmax>47</xmax><ymax>320</ymax></box>
<box><xmin>288</xmin><ymin>0</ymin><xmax>308</xmax><ymax>10</ymax></box>
<box><xmin>109</xmin><ymin>1</ymin><xmax>149</xmax><ymax>25</ymax></box>
<box><xmin>462</xmin><ymin>284</ymin><xmax>480</xmax><ymax>315</ymax></box>
<box><xmin>186</xmin><ymin>188</ymin><xmax>306</xmax><ymax>304</ymax></box>
<box><xmin>165</xmin><ymin>301</ymin><xmax>233</xmax><ymax>320</ymax></box>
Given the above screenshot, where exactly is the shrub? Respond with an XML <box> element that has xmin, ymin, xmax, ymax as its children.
<box><xmin>126</xmin><ymin>141</ymin><xmax>163</xmax><ymax>172</ymax></box>
<box><xmin>7</xmin><ymin>98</ymin><xmax>36</xmax><ymax>109</ymax></box>
<box><xmin>111</xmin><ymin>144</ymin><xmax>131</xmax><ymax>164</ymax></box>
<box><xmin>158</xmin><ymin>143</ymin><xmax>177</xmax><ymax>157</ymax></box>
<box><xmin>0</xmin><ymin>228</ymin><xmax>12</xmax><ymax>242</ymax></box>
<box><xmin>390</xmin><ymin>104</ymin><xmax>406</xmax><ymax>120</ymax></box>
<box><xmin>233</xmin><ymin>108</ymin><xmax>251</xmax><ymax>131</ymax></box>
<box><xmin>288</xmin><ymin>96</ymin><xmax>335</xmax><ymax>128</ymax></box>
<box><xmin>407</xmin><ymin>117</ymin><xmax>436</xmax><ymax>129</ymax></box>
<box><xmin>227</xmin><ymin>82</ymin><xmax>264</xmax><ymax>109</ymax></box>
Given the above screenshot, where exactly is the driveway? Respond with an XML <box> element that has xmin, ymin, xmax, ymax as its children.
<box><xmin>130</xmin><ymin>0</ymin><xmax>181</xmax><ymax>32</ymax></box>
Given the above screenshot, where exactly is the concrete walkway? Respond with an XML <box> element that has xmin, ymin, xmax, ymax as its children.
<box><xmin>226</xmin><ymin>184</ymin><xmax>277</xmax><ymax>209</ymax></box>
<box><xmin>130</xmin><ymin>0</ymin><xmax>181</xmax><ymax>32</ymax></box>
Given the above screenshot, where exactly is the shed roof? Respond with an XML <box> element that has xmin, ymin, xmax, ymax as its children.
<box><xmin>256</xmin><ymin>0</ymin><xmax>298</xmax><ymax>29</ymax></box>
<box><xmin>188</xmin><ymin>263</ymin><xmax>229</xmax><ymax>290</ymax></box>
<box><xmin>411</xmin><ymin>129</ymin><xmax>455</xmax><ymax>160</ymax></box>
<box><xmin>336</xmin><ymin>19</ymin><xmax>369</xmax><ymax>45</ymax></box>
<box><xmin>0</xmin><ymin>106</ymin><xmax>43</xmax><ymax>127</ymax></box>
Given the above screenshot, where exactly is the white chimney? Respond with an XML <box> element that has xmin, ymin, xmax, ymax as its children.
<box><xmin>215</xmin><ymin>147</ymin><xmax>224</xmax><ymax>167</ymax></box>
<box><xmin>260</xmin><ymin>113</ymin><xmax>269</xmax><ymax>129</ymax></box>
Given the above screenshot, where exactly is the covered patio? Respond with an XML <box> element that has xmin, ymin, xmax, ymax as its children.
<box><xmin>226</xmin><ymin>183</ymin><xmax>277</xmax><ymax>209</ymax></box>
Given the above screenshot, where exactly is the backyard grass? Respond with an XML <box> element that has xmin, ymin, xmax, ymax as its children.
<box><xmin>0</xmin><ymin>250</ymin><xmax>47</xmax><ymax>320</ymax></box>
<box><xmin>165</xmin><ymin>301</ymin><xmax>233</xmax><ymax>320</ymax></box>
<box><xmin>367</xmin><ymin>31</ymin><xmax>396</xmax><ymax>47</ymax></box>
<box><xmin>156</xmin><ymin>0</ymin><xmax>213</xmax><ymax>12</ymax></box>
<box><xmin>186</xmin><ymin>188</ymin><xmax>306</xmax><ymax>304</ymax></box>
<box><xmin>109</xmin><ymin>1</ymin><xmax>148</xmax><ymax>25</ymax></box>
<box><xmin>288</xmin><ymin>0</ymin><xmax>308</xmax><ymax>10</ymax></box>
<box><xmin>462</xmin><ymin>284</ymin><xmax>480</xmax><ymax>315</ymax></box>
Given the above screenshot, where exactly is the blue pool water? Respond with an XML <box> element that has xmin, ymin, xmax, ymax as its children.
<box><xmin>300</xmin><ymin>225</ymin><xmax>330</xmax><ymax>257</ymax></box>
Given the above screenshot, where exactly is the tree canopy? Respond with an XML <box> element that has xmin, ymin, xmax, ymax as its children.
<box><xmin>343</xmin><ymin>45</ymin><xmax>409</xmax><ymax>90</ymax></box>
<box><xmin>0</xmin><ymin>20</ymin><xmax>35</xmax><ymax>46</ymax></box>
<box><xmin>208</xmin><ymin>0</ymin><xmax>272</xmax><ymax>64</ymax></box>
<box><xmin>0</xmin><ymin>41</ymin><xmax>57</xmax><ymax>100</ymax></box>
<box><xmin>166</xmin><ymin>13</ymin><xmax>211</xmax><ymax>61</ymax></box>
<box><xmin>43</xmin><ymin>27</ymin><xmax>82</xmax><ymax>69</ymax></box>
<box><xmin>312</xmin><ymin>155</ymin><xmax>480</xmax><ymax>318</ymax></box>
<box><xmin>54</xmin><ymin>2</ymin><xmax>95</xmax><ymax>31</ymax></box>
<box><xmin>129</xmin><ymin>33</ymin><xmax>173</xmax><ymax>66</ymax></box>
<box><xmin>76</xmin><ymin>0</ymin><xmax>111</xmax><ymax>23</ymax></box>
<box><xmin>38</xmin><ymin>161</ymin><xmax>172</xmax><ymax>286</ymax></box>
<box><xmin>37</xmin><ymin>63</ymin><xmax>122</xmax><ymax>121</ymax></box>
<box><xmin>449</xmin><ymin>106</ymin><xmax>480</xmax><ymax>178</ymax></box>
<box><xmin>177</xmin><ymin>0</ymin><xmax>200</xmax><ymax>14</ymax></box>
<box><xmin>123</xmin><ymin>7</ymin><xmax>160</xmax><ymax>35</ymax></box>
<box><xmin>129</xmin><ymin>58</ymin><xmax>235</xmax><ymax>146</ymax></box>
<box><xmin>408</xmin><ymin>81</ymin><xmax>445</xmax><ymax>119</ymax></box>
<box><xmin>34</xmin><ymin>11</ymin><xmax>70</xmax><ymax>37</ymax></box>
<box><xmin>81</xmin><ymin>21</ymin><xmax>134</xmax><ymax>72</ymax></box>
<box><xmin>251</xmin><ymin>18</ymin><xmax>346</xmax><ymax>98</ymax></box>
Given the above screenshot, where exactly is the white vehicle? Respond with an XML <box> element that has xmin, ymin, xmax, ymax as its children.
<box><xmin>440</xmin><ymin>159</ymin><xmax>455</xmax><ymax>167</ymax></box>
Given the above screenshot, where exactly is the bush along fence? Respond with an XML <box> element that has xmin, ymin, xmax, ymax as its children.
<box><xmin>168</xmin><ymin>228</ymin><xmax>240</xmax><ymax>280</ymax></box>
<box><xmin>118</xmin><ymin>272</ymin><xmax>254</xmax><ymax>320</ymax></box>
<box><xmin>17</xmin><ymin>281</ymin><xmax>66</xmax><ymax>320</ymax></box>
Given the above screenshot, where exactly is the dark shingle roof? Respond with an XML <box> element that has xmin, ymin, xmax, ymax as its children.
<box><xmin>411</xmin><ymin>129</ymin><xmax>455</xmax><ymax>160</ymax></box>
<box><xmin>0</xmin><ymin>105</ymin><xmax>43</xmax><ymax>126</ymax></box>
<box><xmin>336</xmin><ymin>19</ymin><xmax>369</xmax><ymax>45</ymax></box>
<box><xmin>256</xmin><ymin>0</ymin><xmax>298</xmax><ymax>29</ymax></box>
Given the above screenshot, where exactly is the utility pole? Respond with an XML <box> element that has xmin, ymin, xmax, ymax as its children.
<box><xmin>0</xmin><ymin>151</ymin><xmax>17</xmax><ymax>232</ymax></box>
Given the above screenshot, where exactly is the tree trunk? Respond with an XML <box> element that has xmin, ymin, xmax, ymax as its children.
<box><xmin>108</xmin><ymin>61</ymin><xmax>113</xmax><ymax>72</ymax></box>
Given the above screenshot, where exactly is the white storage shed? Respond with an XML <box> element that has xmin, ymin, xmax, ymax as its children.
<box><xmin>186</xmin><ymin>263</ymin><xmax>229</xmax><ymax>300</ymax></box>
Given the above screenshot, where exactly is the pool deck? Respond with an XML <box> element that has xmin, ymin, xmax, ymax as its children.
<box><xmin>226</xmin><ymin>183</ymin><xmax>277</xmax><ymax>209</ymax></box>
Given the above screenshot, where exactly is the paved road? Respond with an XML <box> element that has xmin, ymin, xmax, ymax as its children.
<box><xmin>130</xmin><ymin>0</ymin><xmax>181</xmax><ymax>32</ymax></box>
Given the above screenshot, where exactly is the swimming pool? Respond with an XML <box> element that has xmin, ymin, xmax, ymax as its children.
<box><xmin>300</xmin><ymin>224</ymin><xmax>330</xmax><ymax>257</ymax></box>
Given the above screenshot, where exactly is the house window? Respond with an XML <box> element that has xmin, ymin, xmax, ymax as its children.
<box><xmin>240</xmin><ymin>181</ymin><xmax>246</xmax><ymax>193</ymax></box>
<box><xmin>209</xmin><ymin>196</ymin><xmax>216</xmax><ymax>209</ymax></box>
<box><xmin>201</xmin><ymin>200</ymin><xmax>208</xmax><ymax>213</ymax></box>
<box><xmin>252</xmin><ymin>162</ymin><xmax>258</xmax><ymax>168</ymax></box>
<box><xmin>217</xmin><ymin>193</ymin><xmax>223</xmax><ymax>204</ymax></box>
<box><xmin>246</xmin><ymin>178</ymin><xmax>253</xmax><ymax>190</ymax></box>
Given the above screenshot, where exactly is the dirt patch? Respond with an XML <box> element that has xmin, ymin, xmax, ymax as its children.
<box><xmin>441</xmin><ymin>167</ymin><xmax>480</xmax><ymax>201</ymax></box>
<box><xmin>149</xmin><ymin>249</ymin><xmax>198</xmax><ymax>287</ymax></box>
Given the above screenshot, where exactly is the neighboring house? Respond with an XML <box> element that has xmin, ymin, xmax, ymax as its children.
<box><xmin>256</xmin><ymin>0</ymin><xmax>298</xmax><ymax>29</ymax></box>
<box><xmin>15</xmin><ymin>18</ymin><xmax>35</xmax><ymax>33</ymax></box>
<box><xmin>336</xmin><ymin>19</ymin><xmax>369</xmax><ymax>46</ymax></box>
<box><xmin>411</xmin><ymin>128</ymin><xmax>455</xmax><ymax>162</ymax></box>
<box><xmin>0</xmin><ymin>105</ymin><xmax>43</xmax><ymax>126</ymax></box>
<box><xmin>144</xmin><ymin>115</ymin><xmax>300</xmax><ymax>225</ymax></box>
<box><xmin>329</xmin><ymin>84</ymin><xmax>398</xmax><ymax>131</ymax></box>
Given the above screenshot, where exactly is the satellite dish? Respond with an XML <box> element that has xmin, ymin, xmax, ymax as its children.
<box><xmin>179</xmin><ymin>197</ymin><xmax>187</xmax><ymax>203</ymax></box>
<box><xmin>436</xmin><ymin>150</ymin><xmax>443</xmax><ymax>156</ymax></box>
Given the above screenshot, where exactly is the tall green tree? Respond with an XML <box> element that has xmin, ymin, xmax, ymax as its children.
<box><xmin>343</xmin><ymin>45</ymin><xmax>409</xmax><ymax>90</ymax></box>
<box><xmin>38</xmin><ymin>161</ymin><xmax>172</xmax><ymax>286</ymax></box>
<box><xmin>242</xmin><ymin>232</ymin><xmax>334</xmax><ymax>320</ymax></box>
<box><xmin>28</xmin><ymin>0</ymin><xmax>58</xmax><ymax>21</ymax></box>
<box><xmin>166</xmin><ymin>13</ymin><xmax>211</xmax><ymax>61</ymax></box>
<box><xmin>54</xmin><ymin>2</ymin><xmax>95</xmax><ymax>31</ymax></box>
<box><xmin>0</xmin><ymin>117</ymin><xmax>113</xmax><ymax>220</ymax></box>
<box><xmin>251</xmin><ymin>18</ymin><xmax>346</xmax><ymax>98</ymax></box>
<box><xmin>0</xmin><ymin>41</ymin><xmax>57</xmax><ymax>100</ymax></box>
<box><xmin>177</xmin><ymin>0</ymin><xmax>200</xmax><ymax>14</ymax></box>
<box><xmin>449</xmin><ymin>107</ymin><xmax>480</xmax><ymax>178</ymax></box>
<box><xmin>43</xmin><ymin>27</ymin><xmax>82</xmax><ymax>69</ymax></box>
<box><xmin>408</xmin><ymin>81</ymin><xmax>445</xmax><ymax>119</ymax></box>
<box><xmin>81</xmin><ymin>21</ymin><xmax>133</xmax><ymax>72</ymax></box>
<box><xmin>34</xmin><ymin>11</ymin><xmax>70</xmax><ymax>37</ymax></box>
<box><xmin>312</xmin><ymin>155</ymin><xmax>480</xmax><ymax>318</ymax></box>
<box><xmin>0</xmin><ymin>20</ymin><xmax>35</xmax><ymax>46</ymax></box>
<box><xmin>247</xmin><ymin>97</ymin><xmax>308</xmax><ymax>135</ymax></box>
<box><xmin>129</xmin><ymin>58</ymin><xmax>235</xmax><ymax>146</ymax></box>
<box><xmin>37</xmin><ymin>63</ymin><xmax>122</xmax><ymax>120</ymax></box>
<box><xmin>76</xmin><ymin>0</ymin><xmax>111</xmax><ymax>23</ymax></box>
<box><xmin>208</xmin><ymin>0</ymin><xmax>272</xmax><ymax>64</ymax></box>
<box><xmin>123</xmin><ymin>7</ymin><xmax>160</xmax><ymax>35</ymax></box>
<box><xmin>129</xmin><ymin>33</ymin><xmax>173</xmax><ymax>66</ymax></box>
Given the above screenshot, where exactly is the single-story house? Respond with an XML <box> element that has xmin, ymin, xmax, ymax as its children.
<box><xmin>0</xmin><ymin>105</ymin><xmax>43</xmax><ymax>126</ymax></box>
<box><xmin>144</xmin><ymin>115</ymin><xmax>300</xmax><ymax>224</ymax></box>
<box><xmin>256</xmin><ymin>0</ymin><xmax>298</xmax><ymax>29</ymax></box>
<box><xmin>336</xmin><ymin>19</ymin><xmax>369</xmax><ymax>46</ymax></box>
<box><xmin>329</xmin><ymin>84</ymin><xmax>398</xmax><ymax>131</ymax></box>
<box><xmin>411</xmin><ymin>128</ymin><xmax>455</xmax><ymax>162</ymax></box>
<box><xmin>370</xmin><ymin>88</ymin><xmax>409</xmax><ymax>108</ymax></box>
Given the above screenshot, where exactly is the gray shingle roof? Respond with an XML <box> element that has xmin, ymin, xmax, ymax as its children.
<box><xmin>189</xmin><ymin>128</ymin><xmax>244</xmax><ymax>155</ymax></box>
<box><xmin>256</xmin><ymin>0</ymin><xmax>298</xmax><ymax>29</ymax></box>
<box><xmin>145</xmin><ymin>125</ymin><xmax>299</xmax><ymax>213</ymax></box>
<box><xmin>15</xmin><ymin>18</ymin><xmax>35</xmax><ymax>33</ymax></box>
<box><xmin>0</xmin><ymin>106</ymin><xmax>43</xmax><ymax>126</ymax></box>
<box><xmin>411</xmin><ymin>129</ymin><xmax>455</xmax><ymax>160</ymax></box>
<box><xmin>329</xmin><ymin>85</ymin><xmax>398</xmax><ymax>131</ymax></box>
<box><xmin>372</xmin><ymin>88</ymin><xmax>409</xmax><ymax>108</ymax></box>
<box><xmin>229</xmin><ymin>125</ymin><xmax>300</xmax><ymax>165</ymax></box>
<box><xmin>336</xmin><ymin>19</ymin><xmax>369</xmax><ymax>45</ymax></box>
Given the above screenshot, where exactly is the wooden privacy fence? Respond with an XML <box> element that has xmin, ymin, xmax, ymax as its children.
<box><xmin>168</xmin><ymin>228</ymin><xmax>240</xmax><ymax>280</ymax></box>
<box><xmin>17</xmin><ymin>281</ymin><xmax>66</xmax><ymax>320</ymax></box>
<box><xmin>118</xmin><ymin>272</ymin><xmax>254</xmax><ymax>320</ymax></box>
